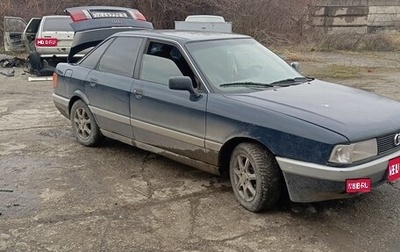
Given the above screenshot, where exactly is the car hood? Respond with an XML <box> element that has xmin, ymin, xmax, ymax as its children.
<box><xmin>225</xmin><ymin>79</ymin><xmax>400</xmax><ymax>142</ymax></box>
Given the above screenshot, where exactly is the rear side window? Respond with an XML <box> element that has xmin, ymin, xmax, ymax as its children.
<box><xmin>42</xmin><ymin>17</ymin><xmax>73</xmax><ymax>32</ymax></box>
<box><xmin>79</xmin><ymin>38</ymin><xmax>114</xmax><ymax>69</ymax></box>
<box><xmin>97</xmin><ymin>37</ymin><xmax>143</xmax><ymax>77</ymax></box>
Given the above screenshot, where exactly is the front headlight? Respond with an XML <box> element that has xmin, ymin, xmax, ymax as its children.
<box><xmin>329</xmin><ymin>139</ymin><xmax>378</xmax><ymax>164</ymax></box>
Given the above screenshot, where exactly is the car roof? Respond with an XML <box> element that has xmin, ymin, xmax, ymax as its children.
<box><xmin>112</xmin><ymin>29</ymin><xmax>250</xmax><ymax>44</ymax></box>
<box><xmin>66</xmin><ymin>6</ymin><xmax>141</xmax><ymax>12</ymax></box>
<box><xmin>42</xmin><ymin>15</ymin><xmax>71</xmax><ymax>19</ymax></box>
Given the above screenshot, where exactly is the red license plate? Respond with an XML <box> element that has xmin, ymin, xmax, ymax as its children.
<box><xmin>388</xmin><ymin>157</ymin><xmax>400</xmax><ymax>182</ymax></box>
<box><xmin>35</xmin><ymin>38</ymin><xmax>58</xmax><ymax>47</ymax></box>
<box><xmin>346</xmin><ymin>178</ymin><xmax>371</xmax><ymax>193</ymax></box>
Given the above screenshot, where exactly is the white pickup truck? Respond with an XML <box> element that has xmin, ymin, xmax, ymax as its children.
<box><xmin>175</xmin><ymin>15</ymin><xmax>232</xmax><ymax>33</ymax></box>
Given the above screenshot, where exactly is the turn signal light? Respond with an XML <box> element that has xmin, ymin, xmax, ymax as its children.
<box><xmin>52</xmin><ymin>73</ymin><xmax>58</xmax><ymax>88</ymax></box>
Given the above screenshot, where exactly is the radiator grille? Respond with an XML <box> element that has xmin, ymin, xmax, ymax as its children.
<box><xmin>377</xmin><ymin>132</ymin><xmax>400</xmax><ymax>154</ymax></box>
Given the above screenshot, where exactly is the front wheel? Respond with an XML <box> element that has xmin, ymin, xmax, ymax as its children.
<box><xmin>70</xmin><ymin>100</ymin><xmax>103</xmax><ymax>146</ymax></box>
<box><xmin>229</xmin><ymin>143</ymin><xmax>282</xmax><ymax>212</ymax></box>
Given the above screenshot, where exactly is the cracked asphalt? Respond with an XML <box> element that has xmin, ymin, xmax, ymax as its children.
<box><xmin>1</xmin><ymin>51</ymin><xmax>400</xmax><ymax>252</ymax></box>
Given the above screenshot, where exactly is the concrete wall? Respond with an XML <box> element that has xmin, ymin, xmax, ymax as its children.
<box><xmin>313</xmin><ymin>0</ymin><xmax>400</xmax><ymax>33</ymax></box>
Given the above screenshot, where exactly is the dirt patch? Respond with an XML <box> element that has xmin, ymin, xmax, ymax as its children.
<box><xmin>2</xmin><ymin>52</ymin><xmax>400</xmax><ymax>251</ymax></box>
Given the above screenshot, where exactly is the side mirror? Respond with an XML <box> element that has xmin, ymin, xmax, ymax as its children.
<box><xmin>290</xmin><ymin>62</ymin><xmax>300</xmax><ymax>71</ymax></box>
<box><xmin>169</xmin><ymin>76</ymin><xmax>201</xmax><ymax>98</ymax></box>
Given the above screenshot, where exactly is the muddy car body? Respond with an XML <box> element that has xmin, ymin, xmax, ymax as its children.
<box><xmin>52</xmin><ymin>30</ymin><xmax>400</xmax><ymax>212</ymax></box>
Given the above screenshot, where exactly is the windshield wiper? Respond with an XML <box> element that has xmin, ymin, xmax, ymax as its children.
<box><xmin>269</xmin><ymin>77</ymin><xmax>314</xmax><ymax>86</ymax></box>
<box><xmin>219</xmin><ymin>82</ymin><xmax>274</xmax><ymax>88</ymax></box>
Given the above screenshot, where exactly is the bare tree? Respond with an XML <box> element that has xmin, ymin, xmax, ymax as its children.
<box><xmin>1</xmin><ymin>0</ymin><xmax>315</xmax><ymax>47</ymax></box>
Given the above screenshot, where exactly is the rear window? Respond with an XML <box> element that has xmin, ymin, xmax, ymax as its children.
<box><xmin>43</xmin><ymin>17</ymin><xmax>73</xmax><ymax>32</ymax></box>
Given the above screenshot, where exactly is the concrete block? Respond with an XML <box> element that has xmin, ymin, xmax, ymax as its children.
<box><xmin>369</xmin><ymin>6</ymin><xmax>400</xmax><ymax>14</ymax></box>
<box><xmin>368</xmin><ymin>13</ymin><xmax>400</xmax><ymax>23</ymax></box>
<box><xmin>313</xmin><ymin>16</ymin><xmax>368</xmax><ymax>27</ymax></box>
<box><xmin>314</xmin><ymin>0</ymin><xmax>368</xmax><ymax>7</ymax></box>
<box><xmin>326</xmin><ymin>26</ymin><xmax>368</xmax><ymax>34</ymax></box>
<box><xmin>326</xmin><ymin>6</ymin><xmax>369</xmax><ymax>16</ymax></box>
<box><xmin>313</xmin><ymin>7</ymin><xmax>325</xmax><ymax>16</ymax></box>
<box><xmin>312</xmin><ymin>17</ymin><xmax>326</xmax><ymax>26</ymax></box>
<box><xmin>329</xmin><ymin>16</ymin><xmax>368</xmax><ymax>26</ymax></box>
<box><xmin>369</xmin><ymin>0</ymin><xmax>400</xmax><ymax>6</ymax></box>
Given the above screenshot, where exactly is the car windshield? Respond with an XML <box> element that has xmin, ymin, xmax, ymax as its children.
<box><xmin>186</xmin><ymin>38</ymin><xmax>305</xmax><ymax>93</ymax></box>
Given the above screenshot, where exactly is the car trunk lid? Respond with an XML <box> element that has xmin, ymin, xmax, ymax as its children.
<box><xmin>64</xmin><ymin>6</ymin><xmax>153</xmax><ymax>61</ymax></box>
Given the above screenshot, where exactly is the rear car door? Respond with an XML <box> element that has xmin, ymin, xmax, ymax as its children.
<box><xmin>3</xmin><ymin>16</ymin><xmax>26</xmax><ymax>52</ymax></box>
<box><xmin>131</xmin><ymin>40</ymin><xmax>208</xmax><ymax>161</ymax></box>
<box><xmin>84</xmin><ymin>36</ymin><xmax>144</xmax><ymax>139</ymax></box>
<box><xmin>22</xmin><ymin>18</ymin><xmax>41</xmax><ymax>52</ymax></box>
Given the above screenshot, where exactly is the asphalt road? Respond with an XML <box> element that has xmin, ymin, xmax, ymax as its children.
<box><xmin>1</xmin><ymin>57</ymin><xmax>400</xmax><ymax>252</ymax></box>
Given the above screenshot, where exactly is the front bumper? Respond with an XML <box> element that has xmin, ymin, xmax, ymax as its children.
<box><xmin>276</xmin><ymin>149</ymin><xmax>400</xmax><ymax>202</ymax></box>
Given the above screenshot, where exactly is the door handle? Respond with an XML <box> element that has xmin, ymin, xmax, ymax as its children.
<box><xmin>133</xmin><ymin>89</ymin><xmax>144</xmax><ymax>99</ymax></box>
<box><xmin>89</xmin><ymin>78</ymin><xmax>98</xmax><ymax>87</ymax></box>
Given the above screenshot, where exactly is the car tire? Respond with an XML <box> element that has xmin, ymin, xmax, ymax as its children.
<box><xmin>229</xmin><ymin>143</ymin><xmax>282</xmax><ymax>212</ymax></box>
<box><xmin>70</xmin><ymin>100</ymin><xmax>104</xmax><ymax>146</ymax></box>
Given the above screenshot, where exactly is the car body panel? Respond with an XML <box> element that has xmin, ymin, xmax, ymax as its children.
<box><xmin>53</xmin><ymin>30</ymin><xmax>400</xmax><ymax>203</ymax></box>
<box><xmin>3</xmin><ymin>16</ymin><xmax>27</xmax><ymax>52</ymax></box>
<box><xmin>225</xmin><ymin>80</ymin><xmax>400</xmax><ymax>142</ymax></box>
<box><xmin>86</xmin><ymin>69</ymin><xmax>135</xmax><ymax>138</ymax></box>
<box><xmin>22</xmin><ymin>18</ymin><xmax>41</xmax><ymax>52</ymax></box>
<box><xmin>204</xmin><ymin>93</ymin><xmax>347</xmax><ymax>166</ymax></box>
<box><xmin>131</xmin><ymin>79</ymin><xmax>208</xmax><ymax>161</ymax></box>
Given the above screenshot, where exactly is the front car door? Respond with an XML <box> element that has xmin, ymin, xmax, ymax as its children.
<box><xmin>3</xmin><ymin>16</ymin><xmax>27</xmax><ymax>52</ymax></box>
<box><xmin>131</xmin><ymin>40</ymin><xmax>208</xmax><ymax>161</ymax></box>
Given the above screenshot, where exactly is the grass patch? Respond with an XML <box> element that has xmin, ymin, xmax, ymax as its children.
<box><xmin>279</xmin><ymin>50</ymin><xmax>319</xmax><ymax>62</ymax></box>
<box><xmin>307</xmin><ymin>64</ymin><xmax>362</xmax><ymax>80</ymax></box>
<box><xmin>317</xmin><ymin>32</ymin><xmax>398</xmax><ymax>52</ymax></box>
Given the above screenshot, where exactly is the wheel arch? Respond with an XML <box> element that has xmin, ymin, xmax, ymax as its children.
<box><xmin>218</xmin><ymin>137</ymin><xmax>276</xmax><ymax>177</ymax></box>
<box><xmin>68</xmin><ymin>91</ymin><xmax>90</xmax><ymax>115</ymax></box>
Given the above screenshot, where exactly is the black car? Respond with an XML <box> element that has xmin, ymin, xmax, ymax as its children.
<box><xmin>52</xmin><ymin>30</ymin><xmax>400</xmax><ymax>212</ymax></box>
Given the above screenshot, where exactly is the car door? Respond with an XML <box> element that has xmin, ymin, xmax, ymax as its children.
<box><xmin>131</xmin><ymin>40</ymin><xmax>208</xmax><ymax>161</ymax></box>
<box><xmin>22</xmin><ymin>18</ymin><xmax>41</xmax><ymax>52</ymax></box>
<box><xmin>3</xmin><ymin>16</ymin><xmax>27</xmax><ymax>52</ymax></box>
<box><xmin>85</xmin><ymin>36</ymin><xmax>144</xmax><ymax>139</ymax></box>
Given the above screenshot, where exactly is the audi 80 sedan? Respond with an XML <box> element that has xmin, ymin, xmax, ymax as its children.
<box><xmin>52</xmin><ymin>30</ymin><xmax>400</xmax><ymax>212</ymax></box>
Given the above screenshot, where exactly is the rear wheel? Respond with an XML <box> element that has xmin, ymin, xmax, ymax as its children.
<box><xmin>229</xmin><ymin>143</ymin><xmax>282</xmax><ymax>212</ymax></box>
<box><xmin>70</xmin><ymin>100</ymin><xmax>103</xmax><ymax>146</ymax></box>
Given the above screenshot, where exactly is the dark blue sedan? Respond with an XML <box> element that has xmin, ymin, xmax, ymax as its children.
<box><xmin>52</xmin><ymin>30</ymin><xmax>400</xmax><ymax>212</ymax></box>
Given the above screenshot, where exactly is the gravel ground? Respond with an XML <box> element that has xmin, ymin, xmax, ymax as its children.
<box><xmin>1</xmin><ymin>51</ymin><xmax>400</xmax><ymax>251</ymax></box>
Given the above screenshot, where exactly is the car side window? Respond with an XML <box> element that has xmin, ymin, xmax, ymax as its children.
<box><xmin>5</xmin><ymin>18</ymin><xmax>26</xmax><ymax>32</ymax></box>
<box><xmin>97</xmin><ymin>37</ymin><xmax>143</xmax><ymax>77</ymax></box>
<box><xmin>139</xmin><ymin>42</ymin><xmax>197</xmax><ymax>87</ymax></box>
<box><xmin>79</xmin><ymin>38</ymin><xmax>114</xmax><ymax>69</ymax></box>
